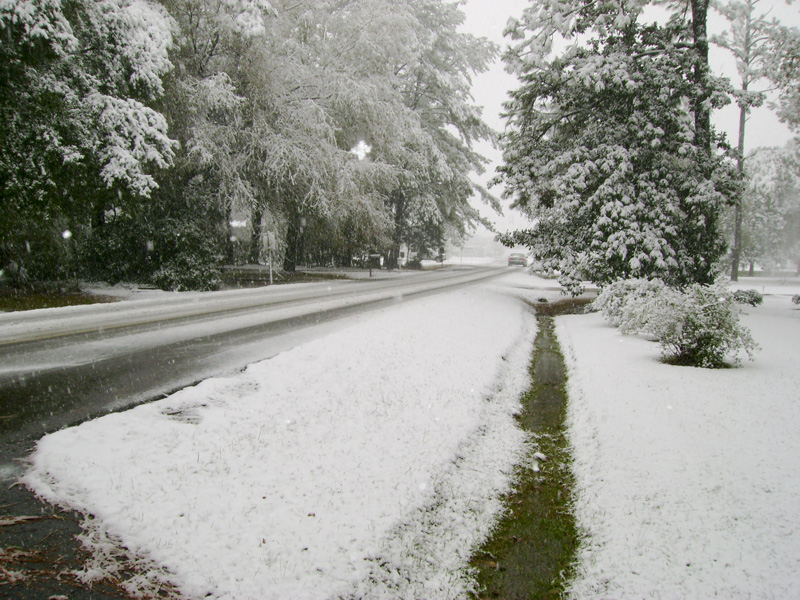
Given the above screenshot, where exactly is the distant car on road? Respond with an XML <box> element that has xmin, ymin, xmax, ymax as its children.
<box><xmin>507</xmin><ymin>253</ymin><xmax>528</xmax><ymax>267</ymax></box>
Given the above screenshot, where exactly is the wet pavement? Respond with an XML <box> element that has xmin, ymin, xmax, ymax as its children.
<box><xmin>1</xmin><ymin>481</ymin><xmax>124</xmax><ymax>599</ymax></box>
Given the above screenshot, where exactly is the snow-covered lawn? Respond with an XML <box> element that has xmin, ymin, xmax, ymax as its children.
<box><xmin>559</xmin><ymin>281</ymin><xmax>800</xmax><ymax>598</ymax></box>
<box><xmin>23</xmin><ymin>278</ymin><xmax>538</xmax><ymax>600</ymax></box>
<box><xmin>21</xmin><ymin>272</ymin><xmax>800</xmax><ymax>599</ymax></box>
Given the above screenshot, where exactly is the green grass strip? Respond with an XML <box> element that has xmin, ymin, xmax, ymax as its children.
<box><xmin>0</xmin><ymin>288</ymin><xmax>118</xmax><ymax>312</ymax></box>
<box><xmin>470</xmin><ymin>312</ymin><xmax>579</xmax><ymax>599</ymax></box>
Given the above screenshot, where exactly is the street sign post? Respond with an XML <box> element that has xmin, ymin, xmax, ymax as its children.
<box><xmin>267</xmin><ymin>231</ymin><xmax>276</xmax><ymax>285</ymax></box>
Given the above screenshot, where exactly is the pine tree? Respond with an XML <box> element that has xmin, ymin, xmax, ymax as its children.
<box><xmin>497</xmin><ymin>0</ymin><xmax>735</xmax><ymax>293</ymax></box>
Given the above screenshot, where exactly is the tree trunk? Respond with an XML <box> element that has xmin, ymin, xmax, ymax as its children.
<box><xmin>91</xmin><ymin>198</ymin><xmax>106</xmax><ymax>229</ymax></box>
<box><xmin>283</xmin><ymin>217</ymin><xmax>299</xmax><ymax>272</ymax></box>
<box><xmin>690</xmin><ymin>0</ymin><xmax>723</xmax><ymax>286</ymax></box>
<box><xmin>386</xmin><ymin>191</ymin><xmax>405</xmax><ymax>270</ymax></box>
<box><xmin>728</xmin><ymin>4</ymin><xmax>757</xmax><ymax>281</ymax></box>
<box><xmin>298</xmin><ymin>218</ymin><xmax>305</xmax><ymax>268</ymax></box>
<box><xmin>691</xmin><ymin>0</ymin><xmax>712</xmax><ymax>154</ymax></box>
<box><xmin>283</xmin><ymin>212</ymin><xmax>306</xmax><ymax>271</ymax></box>
<box><xmin>249</xmin><ymin>204</ymin><xmax>264</xmax><ymax>264</ymax></box>
<box><xmin>730</xmin><ymin>100</ymin><xmax>748</xmax><ymax>281</ymax></box>
<box><xmin>225</xmin><ymin>206</ymin><xmax>235</xmax><ymax>264</ymax></box>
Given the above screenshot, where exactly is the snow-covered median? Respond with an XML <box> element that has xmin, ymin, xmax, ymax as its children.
<box><xmin>24</xmin><ymin>283</ymin><xmax>537</xmax><ymax>600</ymax></box>
<box><xmin>559</xmin><ymin>290</ymin><xmax>800</xmax><ymax>598</ymax></box>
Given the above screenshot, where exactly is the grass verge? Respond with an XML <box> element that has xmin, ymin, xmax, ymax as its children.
<box><xmin>470</xmin><ymin>308</ymin><xmax>582</xmax><ymax>599</ymax></box>
<box><xmin>0</xmin><ymin>286</ymin><xmax>119</xmax><ymax>312</ymax></box>
<box><xmin>0</xmin><ymin>268</ymin><xmax>347</xmax><ymax>312</ymax></box>
<box><xmin>220</xmin><ymin>266</ymin><xmax>352</xmax><ymax>287</ymax></box>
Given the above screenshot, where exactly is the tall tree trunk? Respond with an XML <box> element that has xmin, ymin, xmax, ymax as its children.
<box><xmin>225</xmin><ymin>205</ymin><xmax>235</xmax><ymax>264</ymax></box>
<box><xmin>691</xmin><ymin>0</ymin><xmax>711</xmax><ymax>155</ymax></box>
<box><xmin>690</xmin><ymin>0</ymin><xmax>722</xmax><ymax>285</ymax></box>
<box><xmin>298</xmin><ymin>217</ymin><xmax>305</xmax><ymax>268</ymax></box>
<box><xmin>284</xmin><ymin>216</ymin><xmax>299</xmax><ymax>272</ymax></box>
<box><xmin>249</xmin><ymin>204</ymin><xmax>264</xmax><ymax>264</ymax></box>
<box><xmin>728</xmin><ymin>4</ymin><xmax>756</xmax><ymax>282</ymax></box>
<box><xmin>283</xmin><ymin>211</ymin><xmax>306</xmax><ymax>271</ymax></box>
<box><xmin>91</xmin><ymin>197</ymin><xmax>106</xmax><ymax>229</ymax></box>
<box><xmin>730</xmin><ymin>98</ymin><xmax>748</xmax><ymax>281</ymax></box>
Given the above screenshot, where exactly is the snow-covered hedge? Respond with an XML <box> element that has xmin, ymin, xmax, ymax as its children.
<box><xmin>733</xmin><ymin>289</ymin><xmax>763</xmax><ymax>306</ymax></box>
<box><xmin>596</xmin><ymin>279</ymin><xmax>759</xmax><ymax>368</ymax></box>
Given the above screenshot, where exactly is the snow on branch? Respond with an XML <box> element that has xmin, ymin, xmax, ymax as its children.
<box><xmin>85</xmin><ymin>92</ymin><xmax>178</xmax><ymax>197</ymax></box>
<box><xmin>119</xmin><ymin>0</ymin><xmax>175</xmax><ymax>97</ymax></box>
<box><xmin>222</xmin><ymin>0</ymin><xmax>276</xmax><ymax>37</ymax></box>
<box><xmin>0</xmin><ymin>0</ymin><xmax>77</xmax><ymax>52</ymax></box>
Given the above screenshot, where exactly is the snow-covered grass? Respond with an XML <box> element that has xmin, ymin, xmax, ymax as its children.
<box><xmin>559</xmin><ymin>280</ymin><xmax>800</xmax><ymax>598</ymax></box>
<box><xmin>21</xmin><ymin>272</ymin><xmax>800</xmax><ymax>598</ymax></box>
<box><xmin>23</xmin><ymin>280</ymin><xmax>538</xmax><ymax>600</ymax></box>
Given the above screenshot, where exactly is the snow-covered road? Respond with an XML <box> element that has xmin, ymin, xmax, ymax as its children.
<box><xmin>0</xmin><ymin>266</ymin><xmax>504</xmax><ymax>349</ymax></box>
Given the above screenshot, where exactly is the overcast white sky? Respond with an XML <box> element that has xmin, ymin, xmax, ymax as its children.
<box><xmin>460</xmin><ymin>0</ymin><xmax>800</xmax><ymax>232</ymax></box>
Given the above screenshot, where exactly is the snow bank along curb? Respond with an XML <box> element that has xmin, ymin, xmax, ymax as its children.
<box><xmin>557</xmin><ymin>295</ymin><xmax>800</xmax><ymax>598</ymax></box>
<box><xmin>24</xmin><ymin>283</ymin><xmax>537</xmax><ymax>600</ymax></box>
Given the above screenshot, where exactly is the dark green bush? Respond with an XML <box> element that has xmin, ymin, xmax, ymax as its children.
<box><xmin>151</xmin><ymin>255</ymin><xmax>222</xmax><ymax>291</ymax></box>
<box><xmin>733</xmin><ymin>289</ymin><xmax>763</xmax><ymax>306</ymax></box>
<box><xmin>1</xmin><ymin>219</ymin><xmax>78</xmax><ymax>284</ymax></box>
<box><xmin>82</xmin><ymin>214</ymin><xmax>223</xmax><ymax>290</ymax></box>
<box><xmin>405</xmin><ymin>256</ymin><xmax>423</xmax><ymax>270</ymax></box>
<box><xmin>81</xmin><ymin>219</ymin><xmax>155</xmax><ymax>284</ymax></box>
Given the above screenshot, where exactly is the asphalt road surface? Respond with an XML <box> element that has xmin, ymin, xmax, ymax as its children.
<box><xmin>0</xmin><ymin>265</ymin><xmax>505</xmax><ymax>599</ymax></box>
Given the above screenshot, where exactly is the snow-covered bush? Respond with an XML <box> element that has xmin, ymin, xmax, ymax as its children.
<box><xmin>148</xmin><ymin>218</ymin><xmax>223</xmax><ymax>291</ymax></box>
<box><xmin>596</xmin><ymin>279</ymin><xmax>759</xmax><ymax>368</ymax></box>
<box><xmin>733</xmin><ymin>289</ymin><xmax>763</xmax><ymax>306</ymax></box>
<box><xmin>83</xmin><ymin>201</ymin><xmax>223</xmax><ymax>290</ymax></box>
<box><xmin>151</xmin><ymin>253</ymin><xmax>221</xmax><ymax>291</ymax></box>
<box><xmin>793</xmin><ymin>294</ymin><xmax>800</xmax><ymax>305</ymax></box>
<box><xmin>647</xmin><ymin>283</ymin><xmax>758</xmax><ymax>368</ymax></box>
<box><xmin>594</xmin><ymin>278</ymin><xmax>667</xmax><ymax>331</ymax></box>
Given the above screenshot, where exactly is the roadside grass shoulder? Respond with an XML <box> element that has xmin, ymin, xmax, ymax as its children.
<box><xmin>0</xmin><ymin>286</ymin><xmax>119</xmax><ymax>312</ymax></box>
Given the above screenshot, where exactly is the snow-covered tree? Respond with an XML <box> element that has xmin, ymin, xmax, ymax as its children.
<box><xmin>712</xmin><ymin>0</ymin><xmax>794</xmax><ymax>280</ymax></box>
<box><xmin>3</xmin><ymin>0</ymin><xmax>499</xmax><ymax>286</ymax></box>
<box><xmin>497</xmin><ymin>0</ymin><xmax>734</xmax><ymax>294</ymax></box>
<box><xmin>0</xmin><ymin>0</ymin><xmax>177</xmax><ymax>278</ymax></box>
<box><xmin>724</xmin><ymin>142</ymin><xmax>800</xmax><ymax>273</ymax></box>
<box><xmin>214</xmin><ymin>0</ymin><xmax>498</xmax><ymax>271</ymax></box>
<box><xmin>766</xmin><ymin>20</ymin><xmax>800</xmax><ymax>132</ymax></box>
<box><xmin>381</xmin><ymin>0</ymin><xmax>498</xmax><ymax>268</ymax></box>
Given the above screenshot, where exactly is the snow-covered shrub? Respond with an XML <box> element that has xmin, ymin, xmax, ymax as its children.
<box><xmin>645</xmin><ymin>282</ymin><xmax>759</xmax><ymax>367</ymax></box>
<box><xmin>793</xmin><ymin>294</ymin><xmax>800</xmax><ymax>305</ymax></box>
<box><xmin>151</xmin><ymin>254</ymin><xmax>222</xmax><ymax>292</ymax></box>
<box><xmin>597</xmin><ymin>279</ymin><xmax>759</xmax><ymax>368</ymax></box>
<box><xmin>733</xmin><ymin>289</ymin><xmax>763</xmax><ymax>306</ymax></box>
<box><xmin>594</xmin><ymin>278</ymin><xmax>667</xmax><ymax>331</ymax></box>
